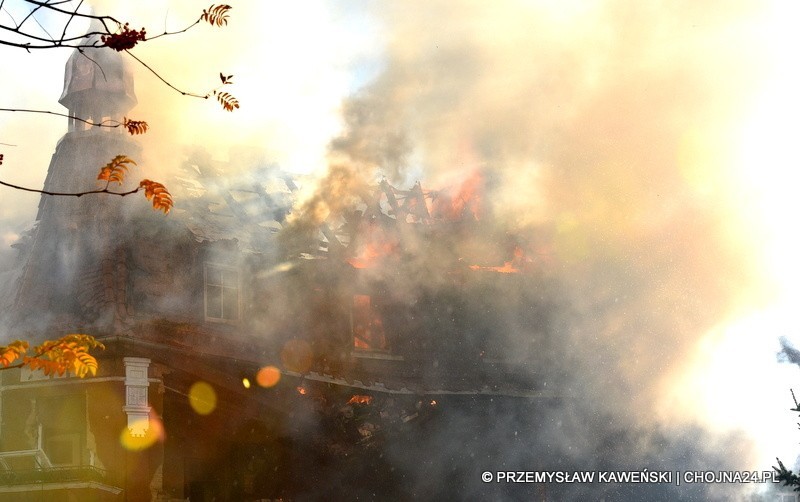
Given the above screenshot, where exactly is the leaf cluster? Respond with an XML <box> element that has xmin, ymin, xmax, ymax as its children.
<box><xmin>201</xmin><ymin>5</ymin><xmax>232</xmax><ymax>27</ymax></box>
<box><xmin>139</xmin><ymin>179</ymin><xmax>173</xmax><ymax>214</ymax></box>
<box><xmin>0</xmin><ymin>335</ymin><xmax>105</xmax><ymax>378</ymax></box>
<box><xmin>95</xmin><ymin>155</ymin><xmax>174</xmax><ymax>213</ymax></box>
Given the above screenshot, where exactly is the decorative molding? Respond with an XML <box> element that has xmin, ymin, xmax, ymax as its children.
<box><xmin>122</xmin><ymin>357</ymin><xmax>151</xmax><ymax>437</ymax></box>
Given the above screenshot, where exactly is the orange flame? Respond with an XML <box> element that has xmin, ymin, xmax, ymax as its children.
<box><xmin>469</xmin><ymin>246</ymin><xmax>526</xmax><ymax>273</ymax></box>
<box><xmin>348</xmin><ymin>240</ymin><xmax>396</xmax><ymax>269</ymax></box>
<box><xmin>432</xmin><ymin>171</ymin><xmax>484</xmax><ymax>221</ymax></box>
<box><xmin>347</xmin><ymin>395</ymin><xmax>373</xmax><ymax>405</ymax></box>
<box><xmin>347</xmin><ymin>225</ymin><xmax>399</xmax><ymax>269</ymax></box>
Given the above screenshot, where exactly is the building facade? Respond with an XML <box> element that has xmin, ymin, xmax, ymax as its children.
<box><xmin>0</xmin><ymin>41</ymin><xmax>556</xmax><ymax>501</ymax></box>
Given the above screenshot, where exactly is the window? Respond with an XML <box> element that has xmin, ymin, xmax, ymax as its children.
<box><xmin>39</xmin><ymin>394</ymin><xmax>85</xmax><ymax>466</ymax></box>
<box><xmin>352</xmin><ymin>295</ymin><xmax>388</xmax><ymax>351</ymax></box>
<box><xmin>205</xmin><ymin>264</ymin><xmax>240</xmax><ymax>321</ymax></box>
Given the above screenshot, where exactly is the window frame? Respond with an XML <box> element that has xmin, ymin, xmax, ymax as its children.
<box><xmin>350</xmin><ymin>294</ymin><xmax>390</xmax><ymax>353</ymax></box>
<box><xmin>203</xmin><ymin>263</ymin><xmax>241</xmax><ymax>324</ymax></box>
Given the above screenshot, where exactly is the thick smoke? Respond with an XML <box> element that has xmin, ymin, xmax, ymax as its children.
<box><xmin>282</xmin><ymin>0</ymin><xmax>779</xmax><ymax>499</ymax></box>
<box><xmin>0</xmin><ymin>1</ymin><xmax>790</xmax><ymax>499</ymax></box>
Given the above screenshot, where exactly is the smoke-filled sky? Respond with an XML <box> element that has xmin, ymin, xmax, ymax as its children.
<box><xmin>3</xmin><ymin>0</ymin><xmax>800</xmax><ymax>491</ymax></box>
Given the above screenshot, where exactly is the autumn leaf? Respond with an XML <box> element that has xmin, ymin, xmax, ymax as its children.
<box><xmin>201</xmin><ymin>4</ymin><xmax>232</xmax><ymax>27</ymax></box>
<box><xmin>214</xmin><ymin>91</ymin><xmax>239</xmax><ymax>112</ymax></box>
<box><xmin>123</xmin><ymin>118</ymin><xmax>149</xmax><ymax>135</ymax></box>
<box><xmin>26</xmin><ymin>334</ymin><xmax>105</xmax><ymax>378</ymax></box>
<box><xmin>98</xmin><ymin>155</ymin><xmax>137</xmax><ymax>185</ymax></box>
<box><xmin>139</xmin><ymin>179</ymin><xmax>173</xmax><ymax>214</ymax></box>
<box><xmin>219</xmin><ymin>73</ymin><xmax>233</xmax><ymax>85</ymax></box>
<box><xmin>1</xmin><ymin>335</ymin><xmax>103</xmax><ymax>378</ymax></box>
<box><xmin>0</xmin><ymin>340</ymin><xmax>29</xmax><ymax>367</ymax></box>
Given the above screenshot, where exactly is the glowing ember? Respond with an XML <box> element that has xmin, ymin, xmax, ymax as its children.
<box><xmin>430</xmin><ymin>400</ymin><xmax>437</xmax><ymax>406</ymax></box>
<box><xmin>297</xmin><ymin>386</ymin><xmax>307</xmax><ymax>395</ymax></box>
<box><xmin>347</xmin><ymin>395</ymin><xmax>373</xmax><ymax>405</ymax></box>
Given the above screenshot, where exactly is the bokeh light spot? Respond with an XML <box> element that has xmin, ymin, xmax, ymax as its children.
<box><xmin>119</xmin><ymin>415</ymin><xmax>164</xmax><ymax>451</ymax></box>
<box><xmin>256</xmin><ymin>365</ymin><xmax>281</xmax><ymax>387</ymax></box>
<box><xmin>188</xmin><ymin>381</ymin><xmax>217</xmax><ymax>415</ymax></box>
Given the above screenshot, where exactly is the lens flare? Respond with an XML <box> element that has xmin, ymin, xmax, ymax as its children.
<box><xmin>119</xmin><ymin>415</ymin><xmax>165</xmax><ymax>451</ymax></box>
<box><xmin>188</xmin><ymin>381</ymin><xmax>217</xmax><ymax>415</ymax></box>
<box><xmin>256</xmin><ymin>365</ymin><xmax>281</xmax><ymax>387</ymax></box>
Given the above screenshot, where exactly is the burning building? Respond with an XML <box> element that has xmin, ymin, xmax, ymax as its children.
<box><xmin>0</xmin><ymin>31</ymin><xmax>567</xmax><ymax>502</ymax></box>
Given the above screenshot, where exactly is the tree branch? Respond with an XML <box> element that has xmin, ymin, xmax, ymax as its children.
<box><xmin>24</xmin><ymin>0</ymin><xmax>121</xmax><ymax>26</ymax></box>
<box><xmin>0</xmin><ymin>179</ymin><xmax>141</xmax><ymax>198</ymax></box>
<box><xmin>59</xmin><ymin>0</ymin><xmax>83</xmax><ymax>44</ymax></box>
<box><xmin>16</xmin><ymin>0</ymin><xmax>46</xmax><ymax>31</ymax></box>
<box><xmin>0</xmin><ymin>32</ymin><xmax>103</xmax><ymax>50</ymax></box>
<box><xmin>124</xmin><ymin>48</ymin><xmax>208</xmax><ymax>99</ymax></box>
<box><xmin>0</xmin><ymin>107</ymin><xmax>141</xmax><ymax>131</ymax></box>
<box><xmin>144</xmin><ymin>18</ymin><xmax>201</xmax><ymax>42</ymax></box>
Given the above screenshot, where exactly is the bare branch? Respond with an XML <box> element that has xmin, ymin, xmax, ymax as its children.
<box><xmin>1</xmin><ymin>6</ymin><xmax>18</xmax><ymax>27</ymax></box>
<box><xmin>0</xmin><ymin>108</ymin><xmax>147</xmax><ymax>134</ymax></box>
<box><xmin>145</xmin><ymin>18</ymin><xmax>201</xmax><ymax>42</ymax></box>
<box><xmin>30</xmin><ymin>11</ymin><xmax>55</xmax><ymax>42</ymax></box>
<box><xmin>77</xmin><ymin>48</ymin><xmax>107</xmax><ymax>82</ymax></box>
<box><xmin>0</xmin><ymin>24</ymin><xmax>105</xmax><ymax>49</ymax></box>
<box><xmin>17</xmin><ymin>1</ymin><xmax>46</xmax><ymax>31</ymax></box>
<box><xmin>124</xmin><ymin>48</ymin><xmax>208</xmax><ymax>98</ymax></box>
<box><xmin>59</xmin><ymin>0</ymin><xmax>84</xmax><ymax>44</ymax></box>
<box><xmin>23</xmin><ymin>0</ymin><xmax>121</xmax><ymax>26</ymax></box>
<box><xmin>0</xmin><ymin>178</ymin><xmax>141</xmax><ymax>198</ymax></box>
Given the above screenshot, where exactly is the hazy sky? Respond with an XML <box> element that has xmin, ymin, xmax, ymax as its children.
<box><xmin>3</xmin><ymin>0</ymin><xmax>800</xmax><ymax>477</ymax></box>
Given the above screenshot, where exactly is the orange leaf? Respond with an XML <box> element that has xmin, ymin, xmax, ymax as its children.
<box><xmin>139</xmin><ymin>179</ymin><xmax>174</xmax><ymax>214</ymax></box>
<box><xmin>201</xmin><ymin>4</ymin><xmax>232</xmax><ymax>27</ymax></box>
<box><xmin>0</xmin><ymin>340</ymin><xmax>28</xmax><ymax>367</ymax></box>
<box><xmin>26</xmin><ymin>334</ymin><xmax>105</xmax><ymax>379</ymax></box>
<box><xmin>97</xmin><ymin>155</ymin><xmax>137</xmax><ymax>185</ymax></box>
<box><xmin>215</xmin><ymin>92</ymin><xmax>239</xmax><ymax>112</ymax></box>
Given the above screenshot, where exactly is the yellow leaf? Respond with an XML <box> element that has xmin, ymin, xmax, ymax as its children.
<box><xmin>97</xmin><ymin>155</ymin><xmax>137</xmax><ymax>185</ymax></box>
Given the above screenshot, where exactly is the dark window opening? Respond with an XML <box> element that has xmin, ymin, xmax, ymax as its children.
<box><xmin>205</xmin><ymin>265</ymin><xmax>239</xmax><ymax>321</ymax></box>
